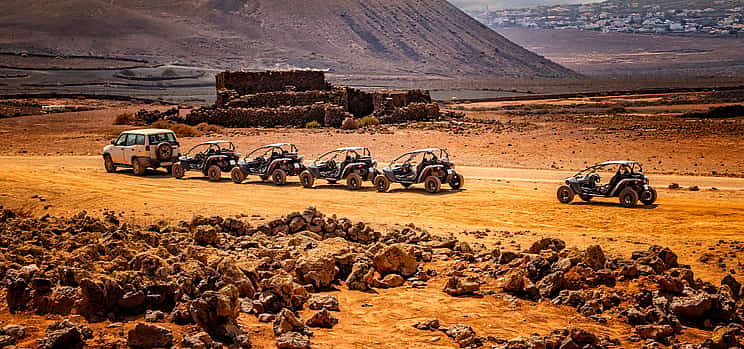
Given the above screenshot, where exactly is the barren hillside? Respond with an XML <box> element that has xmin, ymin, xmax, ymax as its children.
<box><xmin>0</xmin><ymin>0</ymin><xmax>575</xmax><ymax>77</ymax></box>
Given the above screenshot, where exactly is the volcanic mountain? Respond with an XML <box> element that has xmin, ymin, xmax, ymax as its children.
<box><xmin>0</xmin><ymin>0</ymin><xmax>576</xmax><ymax>78</ymax></box>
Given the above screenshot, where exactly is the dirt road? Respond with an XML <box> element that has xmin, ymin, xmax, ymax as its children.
<box><xmin>1</xmin><ymin>156</ymin><xmax>742</xmax><ymax>283</ymax></box>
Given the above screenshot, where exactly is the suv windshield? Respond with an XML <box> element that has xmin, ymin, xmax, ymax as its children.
<box><xmin>149</xmin><ymin>133</ymin><xmax>176</xmax><ymax>145</ymax></box>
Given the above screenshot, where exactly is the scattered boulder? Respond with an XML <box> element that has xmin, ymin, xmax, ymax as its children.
<box><xmin>127</xmin><ymin>323</ymin><xmax>173</xmax><ymax>348</ymax></box>
<box><xmin>307</xmin><ymin>294</ymin><xmax>340</xmax><ymax>311</ymax></box>
<box><xmin>583</xmin><ymin>245</ymin><xmax>606</xmax><ymax>270</ymax></box>
<box><xmin>276</xmin><ymin>332</ymin><xmax>311</xmax><ymax>349</ymax></box>
<box><xmin>373</xmin><ymin>244</ymin><xmax>418</xmax><ymax>277</ymax></box>
<box><xmin>443</xmin><ymin>276</ymin><xmax>480</xmax><ymax>296</ymax></box>
<box><xmin>445</xmin><ymin>324</ymin><xmax>479</xmax><ymax>348</ymax></box>
<box><xmin>190</xmin><ymin>285</ymin><xmax>243</xmax><ymax>342</ymax></box>
<box><xmin>306</xmin><ymin>308</ymin><xmax>339</xmax><ymax>328</ymax></box>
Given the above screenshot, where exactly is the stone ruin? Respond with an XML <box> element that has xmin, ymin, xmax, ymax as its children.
<box><xmin>183</xmin><ymin>70</ymin><xmax>440</xmax><ymax>128</ymax></box>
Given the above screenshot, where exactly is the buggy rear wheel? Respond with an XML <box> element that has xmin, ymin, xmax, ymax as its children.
<box><xmin>346</xmin><ymin>173</ymin><xmax>362</xmax><ymax>190</ymax></box>
<box><xmin>104</xmin><ymin>155</ymin><xmax>116</xmax><ymax>173</ymax></box>
<box><xmin>300</xmin><ymin>170</ymin><xmax>314</xmax><ymax>188</ymax></box>
<box><xmin>230</xmin><ymin>167</ymin><xmax>245</xmax><ymax>184</ymax></box>
<box><xmin>374</xmin><ymin>175</ymin><xmax>390</xmax><ymax>192</ymax></box>
<box><xmin>424</xmin><ymin>176</ymin><xmax>441</xmax><ymax>194</ymax></box>
<box><xmin>640</xmin><ymin>187</ymin><xmax>657</xmax><ymax>205</ymax></box>
<box><xmin>271</xmin><ymin>169</ymin><xmax>287</xmax><ymax>185</ymax></box>
<box><xmin>619</xmin><ymin>188</ymin><xmax>639</xmax><ymax>208</ymax></box>
<box><xmin>207</xmin><ymin>165</ymin><xmax>222</xmax><ymax>182</ymax></box>
<box><xmin>449</xmin><ymin>173</ymin><xmax>464</xmax><ymax>190</ymax></box>
<box><xmin>556</xmin><ymin>185</ymin><xmax>574</xmax><ymax>204</ymax></box>
<box><xmin>172</xmin><ymin>163</ymin><xmax>185</xmax><ymax>179</ymax></box>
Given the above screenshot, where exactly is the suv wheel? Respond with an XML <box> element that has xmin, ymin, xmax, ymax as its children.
<box><xmin>230</xmin><ymin>167</ymin><xmax>246</xmax><ymax>184</ymax></box>
<box><xmin>271</xmin><ymin>169</ymin><xmax>287</xmax><ymax>185</ymax></box>
<box><xmin>132</xmin><ymin>158</ymin><xmax>146</xmax><ymax>176</ymax></box>
<box><xmin>556</xmin><ymin>185</ymin><xmax>575</xmax><ymax>204</ymax></box>
<box><xmin>449</xmin><ymin>173</ymin><xmax>464</xmax><ymax>190</ymax></box>
<box><xmin>424</xmin><ymin>176</ymin><xmax>441</xmax><ymax>194</ymax></box>
<box><xmin>207</xmin><ymin>165</ymin><xmax>222</xmax><ymax>182</ymax></box>
<box><xmin>640</xmin><ymin>187</ymin><xmax>657</xmax><ymax>205</ymax></box>
<box><xmin>172</xmin><ymin>163</ymin><xmax>185</xmax><ymax>179</ymax></box>
<box><xmin>300</xmin><ymin>170</ymin><xmax>315</xmax><ymax>188</ymax></box>
<box><xmin>619</xmin><ymin>188</ymin><xmax>639</xmax><ymax>208</ymax></box>
<box><xmin>346</xmin><ymin>173</ymin><xmax>362</xmax><ymax>190</ymax></box>
<box><xmin>104</xmin><ymin>155</ymin><xmax>116</xmax><ymax>173</ymax></box>
<box><xmin>374</xmin><ymin>175</ymin><xmax>390</xmax><ymax>192</ymax></box>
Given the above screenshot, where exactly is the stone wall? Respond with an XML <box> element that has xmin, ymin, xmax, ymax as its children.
<box><xmin>372</xmin><ymin>90</ymin><xmax>432</xmax><ymax>113</ymax></box>
<box><xmin>215</xmin><ymin>71</ymin><xmax>330</xmax><ymax>96</ymax></box>
<box><xmin>377</xmin><ymin>103</ymin><xmax>440</xmax><ymax>124</ymax></box>
<box><xmin>184</xmin><ymin>103</ymin><xmax>351</xmax><ymax>128</ymax></box>
<box><xmin>226</xmin><ymin>88</ymin><xmax>348</xmax><ymax>110</ymax></box>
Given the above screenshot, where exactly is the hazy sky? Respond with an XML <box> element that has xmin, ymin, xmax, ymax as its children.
<box><xmin>450</xmin><ymin>0</ymin><xmax>603</xmax><ymax>11</ymax></box>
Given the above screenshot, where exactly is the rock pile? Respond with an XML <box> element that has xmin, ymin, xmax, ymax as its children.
<box><xmin>0</xmin><ymin>205</ymin><xmax>441</xmax><ymax>348</ymax></box>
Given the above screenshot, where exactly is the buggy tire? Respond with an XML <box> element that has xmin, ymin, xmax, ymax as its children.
<box><xmin>424</xmin><ymin>176</ymin><xmax>441</xmax><ymax>194</ymax></box>
<box><xmin>449</xmin><ymin>173</ymin><xmax>464</xmax><ymax>190</ymax></box>
<box><xmin>619</xmin><ymin>188</ymin><xmax>639</xmax><ymax>208</ymax></box>
<box><xmin>640</xmin><ymin>186</ymin><xmax>657</xmax><ymax>205</ymax></box>
<box><xmin>207</xmin><ymin>165</ymin><xmax>222</xmax><ymax>182</ymax></box>
<box><xmin>271</xmin><ymin>169</ymin><xmax>287</xmax><ymax>185</ymax></box>
<box><xmin>230</xmin><ymin>167</ymin><xmax>245</xmax><ymax>184</ymax></box>
<box><xmin>556</xmin><ymin>185</ymin><xmax>575</xmax><ymax>204</ymax></box>
<box><xmin>156</xmin><ymin>143</ymin><xmax>173</xmax><ymax>161</ymax></box>
<box><xmin>374</xmin><ymin>175</ymin><xmax>390</xmax><ymax>192</ymax></box>
<box><xmin>172</xmin><ymin>163</ymin><xmax>185</xmax><ymax>179</ymax></box>
<box><xmin>347</xmin><ymin>173</ymin><xmax>362</xmax><ymax>190</ymax></box>
<box><xmin>104</xmin><ymin>155</ymin><xmax>116</xmax><ymax>173</ymax></box>
<box><xmin>132</xmin><ymin>158</ymin><xmax>146</xmax><ymax>176</ymax></box>
<box><xmin>300</xmin><ymin>170</ymin><xmax>314</xmax><ymax>188</ymax></box>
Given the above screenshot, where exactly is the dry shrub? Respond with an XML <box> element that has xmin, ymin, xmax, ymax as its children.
<box><xmin>341</xmin><ymin>117</ymin><xmax>360</xmax><ymax>130</ymax></box>
<box><xmin>151</xmin><ymin>120</ymin><xmax>202</xmax><ymax>137</ymax></box>
<box><xmin>305</xmin><ymin>120</ymin><xmax>321</xmax><ymax>128</ymax></box>
<box><xmin>114</xmin><ymin>113</ymin><xmax>137</xmax><ymax>125</ymax></box>
<box><xmin>196</xmin><ymin>122</ymin><xmax>224</xmax><ymax>135</ymax></box>
<box><xmin>358</xmin><ymin>115</ymin><xmax>379</xmax><ymax>127</ymax></box>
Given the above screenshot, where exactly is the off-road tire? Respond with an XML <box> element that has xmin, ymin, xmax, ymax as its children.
<box><xmin>156</xmin><ymin>143</ymin><xmax>173</xmax><ymax>161</ymax></box>
<box><xmin>172</xmin><ymin>163</ymin><xmax>185</xmax><ymax>179</ymax></box>
<box><xmin>374</xmin><ymin>175</ymin><xmax>390</xmax><ymax>192</ymax></box>
<box><xmin>300</xmin><ymin>170</ymin><xmax>314</xmax><ymax>188</ymax></box>
<box><xmin>132</xmin><ymin>158</ymin><xmax>146</xmax><ymax>176</ymax></box>
<box><xmin>557</xmin><ymin>185</ymin><xmax>575</xmax><ymax>204</ymax></box>
<box><xmin>424</xmin><ymin>176</ymin><xmax>441</xmax><ymax>194</ymax></box>
<box><xmin>207</xmin><ymin>165</ymin><xmax>222</xmax><ymax>182</ymax></box>
<box><xmin>271</xmin><ymin>169</ymin><xmax>287</xmax><ymax>185</ymax></box>
<box><xmin>346</xmin><ymin>173</ymin><xmax>362</xmax><ymax>190</ymax></box>
<box><xmin>640</xmin><ymin>187</ymin><xmax>657</xmax><ymax>205</ymax></box>
<box><xmin>619</xmin><ymin>187</ymin><xmax>639</xmax><ymax>208</ymax></box>
<box><xmin>104</xmin><ymin>155</ymin><xmax>116</xmax><ymax>173</ymax></box>
<box><xmin>230</xmin><ymin>167</ymin><xmax>245</xmax><ymax>184</ymax></box>
<box><xmin>449</xmin><ymin>173</ymin><xmax>464</xmax><ymax>190</ymax></box>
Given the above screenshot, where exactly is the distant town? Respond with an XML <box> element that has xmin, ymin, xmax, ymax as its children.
<box><xmin>468</xmin><ymin>0</ymin><xmax>743</xmax><ymax>36</ymax></box>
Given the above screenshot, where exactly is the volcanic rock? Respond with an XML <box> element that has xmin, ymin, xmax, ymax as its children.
<box><xmin>373</xmin><ymin>244</ymin><xmax>418</xmax><ymax>277</ymax></box>
<box><xmin>306</xmin><ymin>308</ymin><xmax>339</xmax><ymax>328</ymax></box>
<box><xmin>127</xmin><ymin>323</ymin><xmax>173</xmax><ymax>348</ymax></box>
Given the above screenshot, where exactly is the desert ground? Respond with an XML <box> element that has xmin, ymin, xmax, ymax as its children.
<box><xmin>0</xmin><ymin>91</ymin><xmax>743</xmax><ymax>348</ymax></box>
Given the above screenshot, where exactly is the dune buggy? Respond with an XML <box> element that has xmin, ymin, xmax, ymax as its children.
<box><xmin>172</xmin><ymin>141</ymin><xmax>240</xmax><ymax>181</ymax></box>
<box><xmin>300</xmin><ymin>147</ymin><xmax>378</xmax><ymax>190</ymax></box>
<box><xmin>557</xmin><ymin>161</ymin><xmax>657</xmax><ymax>208</ymax></box>
<box><xmin>374</xmin><ymin>148</ymin><xmax>463</xmax><ymax>193</ymax></box>
<box><xmin>230</xmin><ymin>143</ymin><xmax>305</xmax><ymax>185</ymax></box>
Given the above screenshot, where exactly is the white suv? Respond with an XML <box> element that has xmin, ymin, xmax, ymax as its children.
<box><xmin>102</xmin><ymin>129</ymin><xmax>181</xmax><ymax>175</ymax></box>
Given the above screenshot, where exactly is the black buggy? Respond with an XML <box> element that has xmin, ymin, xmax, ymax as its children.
<box><xmin>374</xmin><ymin>148</ymin><xmax>463</xmax><ymax>194</ymax></box>
<box><xmin>171</xmin><ymin>141</ymin><xmax>240</xmax><ymax>181</ymax></box>
<box><xmin>557</xmin><ymin>161</ymin><xmax>657</xmax><ymax>208</ymax></box>
<box><xmin>300</xmin><ymin>147</ymin><xmax>378</xmax><ymax>190</ymax></box>
<box><xmin>230</xmin><ymin>143</ymin><xmax>305</xmax><ymax>185</ymax></box>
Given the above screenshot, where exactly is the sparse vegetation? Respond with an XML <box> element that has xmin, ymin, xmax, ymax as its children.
<box><xmin>358</xmin><ymin>115</ymin><xmax>379</xmax><ymax>127</ymax></box>
<box><xmin>113</xmin><ymin>113</ymin><xmax>138</xmax><ymax>125</ymax></box>
<box><xmin>151</xmin><ymin>120</ymin><xmax>202</xmax><ymax>137</ymax></box>
<box><xmin>304</xmin><ymin>120</ymin><xmax>321</xmax><ymax>128</ymax></box>
<box><xmin>196</xmin><ymin>122</ymin><xmax>224</xmax><ymax>135</ymax></box>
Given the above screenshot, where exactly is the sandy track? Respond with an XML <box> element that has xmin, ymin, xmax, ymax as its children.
<box><xmin>1</xmin><ymin>156</ymin><xmax>743</xmax><ymax>283</ymax></box>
